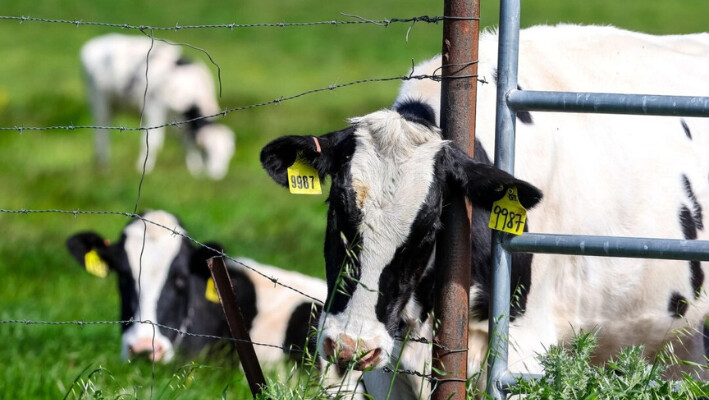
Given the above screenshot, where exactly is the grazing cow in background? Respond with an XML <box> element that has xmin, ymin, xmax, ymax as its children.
<box><xmin>261</xmin><ymin>24</ymin><xmax>709</xmax><ymax>398</ymax></box>
<box><xmin>81</xmin><ymin>34</ymin><xmax>235</xmax><ymax>180</ymax></box>
<box><xmin>66</xmin><ymin>210</ymin><xmax>364</xmax><ymax>398</ymax></box>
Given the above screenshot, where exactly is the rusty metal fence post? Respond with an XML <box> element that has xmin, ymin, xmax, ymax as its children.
<box><xmin>207</xmin><ymin>256</ymin><xmax>267</xmax><ymax>398</ymax></box>
<box><xmin>432</xmin><ymin>0</ymin><xmax>480</xmax><ymax>399</ymax></box>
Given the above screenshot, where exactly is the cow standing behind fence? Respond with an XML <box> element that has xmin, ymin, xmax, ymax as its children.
<box><xmin>81</xmin><ymin>34</ymin><xmax>235</xmax><ymax>180</ymax></box>
<box><xmin>261</xmin><ymin>24</ymin><xmax>709</xmax><ymax>398</ymax></box>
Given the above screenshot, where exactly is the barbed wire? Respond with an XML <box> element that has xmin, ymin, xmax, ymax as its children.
<box><xmin>0</xmin><ymin>70</ymin><xmax>482</xmax><ymax>134</ymax></box>
<box><xmin>0</xmin><ymin>318</ymin><xmax>305</xmax><ymax>354</ymax></box>
<box><xmin>0</xmin><ymin>318</ymin><xmax>436</xmax><ymax>381</ymax></box>
<box><xmin>0</xmin><ymin>208</ymin><xmax>324</xmax><ymax>304</ymax></box>
<box><xmin>0</xmin><ymin>207</ymin><xmax>473</xmax><ymax>354</ymax></box>
<box><xmin>0</xmin><ymin>14</ymin><xmax>480</xmax><ymax>31</ymax></box>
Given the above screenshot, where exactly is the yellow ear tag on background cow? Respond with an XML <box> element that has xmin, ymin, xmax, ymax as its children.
<box><xmin>488</xmin><ymin>187</ymin><xmax>527</xmax><ymax>235</ymax></box>
<box><xmin>205</xmin><ymin>278</ymin><xmax>221</xmax><ymax>303</ymax></box>
<box><xmin>286</xmin><ymin>155</ymin><xmax>322</xmax><ymax>195</ymax></box>
<box><xmin>84</xmin><ymin>249</ymin><xmax>109</xmax><ymax>278</ymax></box>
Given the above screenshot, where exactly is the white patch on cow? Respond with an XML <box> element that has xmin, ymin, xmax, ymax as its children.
<box><xmin>121</xmin><ymin>210</ymin><xmax>185</xmax><ymax>361</ymax></box>
<box><xmin>320</xmin><ymin>109</ymin><xmax>445</xmax><ymax>366</ymax></box>
<box><xmin>229</xmin><ymin>257</ymin><xmax>327</xmax><ymax>364</ymax></box>
<box><xmin>392</xmin><ymin>23</ymin><xmax>709</xmax><ymax>385</ymax></box>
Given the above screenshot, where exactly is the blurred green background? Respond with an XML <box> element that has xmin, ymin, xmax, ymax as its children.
<box><xmin>0</xmin><ymin>0</ymin><xmax>707</xmax><ymax>398</ymax></box>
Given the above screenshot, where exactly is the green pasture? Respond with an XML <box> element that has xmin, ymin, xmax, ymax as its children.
<box><xmin>1</xmin><ymin>0</ymin><xmax>708</xmax><ymax>398</ymax></box>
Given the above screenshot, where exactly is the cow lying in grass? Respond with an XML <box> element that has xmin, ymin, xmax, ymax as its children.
<box><xmin>66</xmin><ymin>210</ymin><xmax>364</xmax><ymax>397</ymax></box>
<box><xmin>81</xmin><ymin>34</ymin><xmax>235</xmax><ymax>180</ymax></box>
<box><xmin>261</xmin><ymin>24</ymin><xmax>709</xmax><ymax>398</ymax></box>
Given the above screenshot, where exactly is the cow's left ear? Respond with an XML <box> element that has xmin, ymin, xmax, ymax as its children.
<box><xmin>260</xmin><ymin>127</ymin><xmax>354</xmax><ymax>187</ymax></box>
<box><xmin>190</xmin><ymin>242</ymin><xmax>226</xmax><ymax>278</ymax></box>
<box><xmin>66</xmin><ymin>231</ymin><xmax>115</xmax><ymax>275</ymax></box>
<box><xmin>441</xmin><ymin>144</ymin><xmax>543</xmax><ymax>210</ymax></box>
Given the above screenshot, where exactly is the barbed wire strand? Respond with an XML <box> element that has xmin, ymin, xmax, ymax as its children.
<box><xmin>0</xmin><ymin>318</ymin><xmax>435</xmax><ymax>381</ymax></box>
<box><xmin>0</xmin><ymin>14</ymin><xmax>480</xmax><ymax>31</ymax></box>
<box><xmin>0</xmin><ymin>71</ymin><xmax>482</xmax><ymax>133</ymax></box>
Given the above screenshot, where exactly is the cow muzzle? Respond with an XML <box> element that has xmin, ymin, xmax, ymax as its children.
<box><xmin>321</xmin><ymin>333</ymin><xmax>383</xmax><ymax>371</ymax></box>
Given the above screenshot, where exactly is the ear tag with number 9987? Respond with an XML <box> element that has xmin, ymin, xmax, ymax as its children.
<box><xmin>488</xmin><ymin>187</ymin><xmax>527</xmax><ymax>235</ymax></box>
<box><xmin>287</xmin><ymin>156</ymin><xmax>322</xmax><ymax>195</ymax></box>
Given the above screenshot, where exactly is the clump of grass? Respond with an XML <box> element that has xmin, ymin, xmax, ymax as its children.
<box><xmin>510</xmin><ymin>331</ymin><xmax>709</xmax><ymax>399</ymax></box>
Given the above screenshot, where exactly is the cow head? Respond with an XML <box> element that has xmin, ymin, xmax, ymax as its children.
<box><xmin>66</xmin><ymin>210</ymin><xmax>193</xmax><ymax>362</ymax></box>
<box><xmin>261</xmin><ymin>100</ymin><xmax>542</xmax><ymax>370</ymax></box>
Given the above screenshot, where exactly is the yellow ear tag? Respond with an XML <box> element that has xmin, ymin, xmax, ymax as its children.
<box><xmin>488</xmin><ymin>187</ymin><xmax>527</xmax><ymax>235</ymax></box>
<box><xmin>205</xmin><ymin>277</ymin><xmax>220</xmax><ymax>303</ymax></box>
<box><xmin>286</xmin><ymin>155</ymin><xmax>322</xmax><ymax>195</ymax></box>
<box><xmin>84</xmin><ymin>249</ymin><xmax>109</xmax><ymax>278</ymax></box>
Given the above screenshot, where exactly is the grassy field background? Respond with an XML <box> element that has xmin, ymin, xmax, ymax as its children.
<box><xmin>1</xmin><ymin>1</ymin><xmax>708</xmax><ymax>398</ymax></box>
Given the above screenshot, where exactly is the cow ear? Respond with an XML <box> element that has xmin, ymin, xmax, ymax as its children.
<box><xmin>442</xmin><ymin>144</ymin><xmax>543</xmax><ymax>210</ymax></box>
<box><xmin>190</xmin><ymin>242</ymin><xmax>226</xmax><ymax>278</ymax></box>
<box><xmin>66</xmin><ymin>232</ymin><xmax>114</xmax><ymax>272</ymax></box>
<box><xmin>260</xmin><ymin>127</ymin><xmax>354</xmax><ymax>187</ymax></box>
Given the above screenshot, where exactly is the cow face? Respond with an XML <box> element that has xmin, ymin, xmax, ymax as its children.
<box><xmin>66</xmin><ymin>211</ymin><xmax>192</xmax><ymax>362</ymax></box>
<box><xmin>261</xmin><ymin>101</ymin><xmax>542</xmax><ymax>370</ymax></box>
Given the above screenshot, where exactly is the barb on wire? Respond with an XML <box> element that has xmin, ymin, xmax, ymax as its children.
<box><xmin>0</xmin><ymin>208</ymin><xmax>324</xmax><ymax>304</ymax></box>
<box><xmin>0</xmin><ymin>15</ymin><xmax>449</xmax><ymax>31</ymax></box>
<box><xmin>0</xmin><ymin>69</ymin><xmax>482</xmax><ymax>133</ymax></box>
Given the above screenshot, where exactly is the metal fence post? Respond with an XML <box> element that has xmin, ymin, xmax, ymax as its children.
<box><xmin>487</xmin><ymin>0</ymin><xmax>521</xmax><ymax>398</ymax></box>
<box><xmin>207</xmin><ymin>256</ymin><xmax>267</xmax><ymax>398</ymax></box>
<box><xmin>433</xmin><ymin>0</ymin><xmax>479</xmax><ymax>399</ymax></box>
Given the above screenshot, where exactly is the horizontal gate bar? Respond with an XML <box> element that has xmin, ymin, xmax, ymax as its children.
<box><xmin>502</xmin><ymin>233</ymin><xmax>709</xmax><ymax>261</ymax></box>
<box><xmin>507</xmin><ymin>89</ymin><xmax>709</xmax><ymax>117</ymax></box>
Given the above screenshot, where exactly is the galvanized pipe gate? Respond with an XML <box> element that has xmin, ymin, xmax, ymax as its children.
<box><xmin>486</xmin><ymin>0</ymin><xmax>709</xmax><ymax>399</ymax></box>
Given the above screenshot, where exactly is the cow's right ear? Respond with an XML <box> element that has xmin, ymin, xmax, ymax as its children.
<box><xmin>260</xmin><ymin>127</ymin><xmax>355</xmax><ymax>187</ymax></box>
<box><xmin>190</xmin><ymin>242</ymin><xmax>226</xmax><ymax>278</ymax></box>
<box><xmin>66</xmin><ymin>232</ymin><xmax>113</xmax><ymax>277</ymax></box>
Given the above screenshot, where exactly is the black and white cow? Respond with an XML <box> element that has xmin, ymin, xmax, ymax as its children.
<box><xmin>261</xmin><ymin>24</ymin><xmax>709</xmax><ymax>398</ymax></box>
<box><xmin>66</xmin><ymin>211</ymin><xmax>328</xmax><ymax>365</ymax></box>
<box><xmin>81</xmin><ymin>34</ymin><xmax>235</xmax><ymax>180</ymax></box>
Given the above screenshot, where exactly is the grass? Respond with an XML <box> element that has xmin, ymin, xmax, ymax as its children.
<box><xmin>1</xmin><ymin>0</ymin><xmax>709</xmax><ymax>398</ymax></box>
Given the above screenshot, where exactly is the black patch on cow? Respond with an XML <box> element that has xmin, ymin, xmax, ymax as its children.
<box><xmin>690</xmin><ymin>260</ymin><xmax>704</xmax><ymax>299</ymax></box>
<box><xmin>156</xmin><ymin>237</ymin><xmax>193</xmax><ymax>341</ymax></box>
<box><xmin>680</xmin><ymin>205</ymin><xmax>697</xmax><ymax>240</ymax></box>
<box><xmin>491</xmin><ymin>69</ymin><xmax>533</xmax><ymax>125</ymax></box>
<box><xmin>681</xmin><ymin>119</ymin><xmax>692</xmax><ymax>140</ymax></box>
<box><xmin>515</xmin><ymin>86</ymin><xmax>534</xmax><ymax>125</ymax></box>
<box><xmin>175</xmin><ymin>56</ymin><xmax>193</xmax><ymax>66</ymax></box>
<box><xmin>668</xmin><ymin>292</ymin><xmax>688</xmax><ymax>318</ymax></box>
<box><xmin>682</xmin><ymin>175</ymin><xmax>704</xmax><ymax>231</ymax></box>
<box><xmin>323</xmin><ymin>155</ymin><xmax>363</xmax><ymax>315</ymax></box>
<box><xmin>394</xmin><ymin>100</ymin><xmax>437</xmax><ymax>128</ymax></box>
<box><xmin>183</xmin><ymin>105</ymin><xmax>212</xmax><ymax>134</ymax></box>
<box><xmin>375</xmin><ymin>183</ymin><xmax>441</xmax><ymax>334</ymax></box>
<box><xmin>283</xmin><ymin>302</ymin><xmax>321</xmax><ymax>363</ymax></box>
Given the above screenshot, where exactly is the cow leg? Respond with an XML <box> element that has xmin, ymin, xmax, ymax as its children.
<box><xmin>85</xmin><ymin>75</ymin><xmax>112</xmax><ymax>166</ymax></box>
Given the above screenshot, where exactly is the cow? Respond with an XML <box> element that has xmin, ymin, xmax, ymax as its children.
<box><xmin>81</xmin><ymin>33</ymin><xmax>235</xmax><ymax>180</ymax></box>
<box><xmin>261</xmin><ymin>24</ymin><xmax>709</xmax><ymax>398</ymax></box>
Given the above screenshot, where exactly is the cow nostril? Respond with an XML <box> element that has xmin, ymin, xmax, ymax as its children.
<box><xmin>322</xmin><ymin>337</ymin><xmax>336</xmax><ymax>358</ymax></box>
<box><xmin>356</xmin><ymin>347</ymin><xmax>382</xmax><ymax>370</ymax></box>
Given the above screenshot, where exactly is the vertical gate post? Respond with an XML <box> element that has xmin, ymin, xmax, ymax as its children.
<box><xmin>433</xmin><ymin>0</ymin><xmax>480</xmax><ymax>399</ymax></box>
<box><xmin>487</xmin><ymin>0</ymin><xmax>521</xmax><ymax>398</ymax></box>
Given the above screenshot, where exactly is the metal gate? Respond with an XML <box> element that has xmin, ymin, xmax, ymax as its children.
<box><xmin>487</xmin><ymin>0</ymin><xmax>709</xmax><ymax>398</ymax></box>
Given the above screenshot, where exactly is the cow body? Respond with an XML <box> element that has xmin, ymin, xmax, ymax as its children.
<box><xmin>81</xmin><ymin>34</ymin><xmax>235</xmax><ymax>179</ymax></box>
<box><xmin>262</xmin><ymin>24</ymin><xmax>709</xmax><ymax>398</ymax></box>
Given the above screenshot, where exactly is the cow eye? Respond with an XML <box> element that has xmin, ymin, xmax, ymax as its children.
<box><xmin>174</xmin><ymin>276</ymin><xmax>187</xmax><ymax>290</ymax></box>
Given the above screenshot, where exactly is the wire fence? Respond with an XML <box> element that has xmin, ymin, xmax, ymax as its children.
<box><xmin>0</xmin><ymin>10</ymin><xmax>472</xmax><ymax>398</ymax></box>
